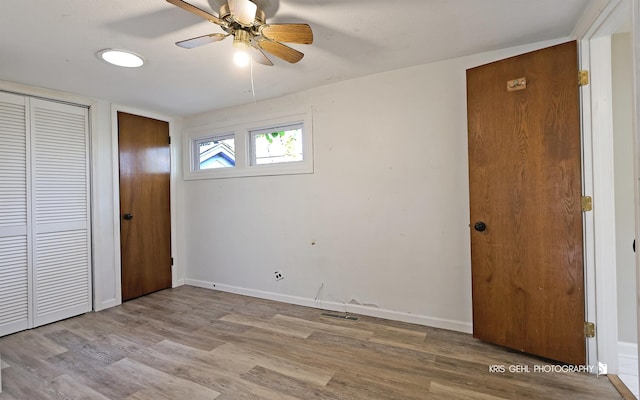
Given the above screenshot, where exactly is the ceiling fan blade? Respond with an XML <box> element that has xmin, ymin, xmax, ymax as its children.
<box><xmin>248</xmin><ymin>44</ymin><xmax>274</xmax><ymax>66</ymax></box>
<box><xmin>176</xmin><ymin>33</ymin><xmax>228</xmax><ymax>49</ymax></box>
<box><xmin>260</xmin><ymin>24</ymin><xmax>313</xmax><ymax>44</ymax></box>
<box><xmin>257</xmin><ymin>40</ymin><xmax>304</xmax><ymax>64</ymax></box>
<box><xmin>166</xmin><ymin>0</ymin><xmax>226</xmax><ymax>26</ymax></box>
<box><xmin>228</xmin><ymin>0</ymin><xmax>257</xmax><ymax>26</ymax></box>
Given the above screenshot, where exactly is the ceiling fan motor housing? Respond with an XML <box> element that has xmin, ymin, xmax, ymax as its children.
<box><xmin>233</xmin><ymin>29</ymin><xmax>251</xmax><ymax>49</ymax></box>
<box><xmin>219</xmin><ymin>3</ymin><xmax>265</xmax><ymax>27</ymax></box>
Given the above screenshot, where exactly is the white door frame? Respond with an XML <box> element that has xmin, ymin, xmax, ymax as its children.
<box><xmin>633</xmin><ymin>0</ymin><xmax>640</xmax><ymax>385</ymax></box>
<box><xmin>573</xmin><ymin>0</ymin><xmax>639</xmax><ymax>375</ymax></box>
<box><xmin>109</xmin><ymin>104</ymin><xmax>182</xmax><ymax>305</ymax></box>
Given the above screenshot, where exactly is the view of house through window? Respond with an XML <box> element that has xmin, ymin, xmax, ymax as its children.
<box><xmin>197</xmin><ymin>134</ymin><xmax>235</xmax><ymax>169</ymax></box>
<box><xmin>250</xmin><ymin>123</ymin><xmax>303</xmax><ymax>165</ymax></box>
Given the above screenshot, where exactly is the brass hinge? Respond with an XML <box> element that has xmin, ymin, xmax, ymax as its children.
<box><xmin>585</xmin><ymin>322</ymin><xmax>595</xmax><ymax>338</ymax></box>
<box><xmin>579</xmin><ymin>70</ymin><xmax>589</xmax><ymax>86</ymax></box>
<box><xmin>581</xmin><ymin>196</ymin><xmax>593</xmax><ymax>212</ymax></box>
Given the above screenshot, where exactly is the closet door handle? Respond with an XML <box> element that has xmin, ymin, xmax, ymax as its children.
<box><xmin>123</xmin><ymin>213</ymin><xmax>134</xmax><ymax>220</ymax></box>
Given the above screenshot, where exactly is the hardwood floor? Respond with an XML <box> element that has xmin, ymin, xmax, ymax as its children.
<box><xmin>0</xmin><ymin>286</ymin><xmax>623</xmax><ymax>399</ymax></box>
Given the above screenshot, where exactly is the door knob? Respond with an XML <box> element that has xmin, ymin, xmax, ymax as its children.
<box><xmin>474</xmin><ymin>221</ymin><xmax>487</xmax><ymax>232</ymax></box>
<box><xmin>123</xmin><ymin>213</ymin><xmax>134</xmax><ymax>220</ymax></box>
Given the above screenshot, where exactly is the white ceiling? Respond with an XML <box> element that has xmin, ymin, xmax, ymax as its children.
<box><xmin>0</xmin><ymin>0</ymin><xmax>591</xmax><ymax>116</ymax></box>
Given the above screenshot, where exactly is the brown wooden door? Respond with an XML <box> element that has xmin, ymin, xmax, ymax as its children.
<box><xmin>466</xmin><ymin>42</ymin><xmax>585</xmax><ymax>365</ymax></box>
<box><xmin>118</xmin><ymin>112</ymin><xmax>172</xmax><ymax>301</ymax></box>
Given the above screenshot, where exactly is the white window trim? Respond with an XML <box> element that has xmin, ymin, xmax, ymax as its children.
<box><xmin>183</xmin><ymin>109</ymin><xmax>313</xmax><ymax>180</ymax></box>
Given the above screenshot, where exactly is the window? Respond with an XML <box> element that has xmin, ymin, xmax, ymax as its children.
<box><xmin>184</xmin><ymin>110</ymin><xmax>313</xmax><ymax>180</ymax></box>
<box><xmin>194</xmin><ymin>134</ymin><xmax>235</xmax><ymax>170</ymax></box>
<box><xmin>250</xmin><ymin>123</ymin><xmax>303</xmax><ymax>166</ymax></box>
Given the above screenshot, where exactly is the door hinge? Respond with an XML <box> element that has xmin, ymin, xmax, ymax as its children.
<box><xmin>581</xmin><ymin>196</ymin><xmax>593</xmax><ymax>212</ymax></box>
<box><xmin>170</xmin><ymin>257</ymin><xmax>174</xmax><ymax>266</ymax></box>
<box><xmin>578</xmin><ymin>70</ymin><xmax>589</xmax><ymax>86</ymax></box>
<box><xmin>168</xmin><ymin>136</ymin><xmax>171</xmax><ymax>145</ymax></box>
<box><xmin>585</xmin><ymin>322</ymin><xmax>595</xmax><ymax>338</ymax></box>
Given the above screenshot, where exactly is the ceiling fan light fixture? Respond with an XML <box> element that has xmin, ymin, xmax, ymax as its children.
<box><xmin>167</xmin><ymin>0</ymin><xmax>312</xmax><ymax>66</ymax></box>
<box><xmin>97</xmin><ymin>49</ymin><xmax>144</xmax><ymax>68</ymax></box>
<box><xmin>232</xmin><ymin>30</ymin><xmax>251</xmax><ymax>67</ymax></box>
<box><xmin>233</xmin><ymin>50</ymin><xmax>250</xmax><ymax>67</ymax></box>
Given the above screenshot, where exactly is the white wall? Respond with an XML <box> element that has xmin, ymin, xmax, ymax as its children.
<box><xmin>612</xmin><ymin>32</ymin><xmax>638</xmax><ymax>343</ymax></box>
<box><xmin>182</xmin><ymin>38</ymin><xmax>569</xmax><ymax>332</ymax></box>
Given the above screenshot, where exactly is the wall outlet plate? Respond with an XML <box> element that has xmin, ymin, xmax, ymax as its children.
<box><xmin>274</xmin><ymin>271</ymin><xmax>284</xmax><ymax>281</ymax></box>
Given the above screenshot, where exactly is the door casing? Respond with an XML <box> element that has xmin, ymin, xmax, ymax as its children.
<box><xmin>573</xmin><ymin>0</ymin><xmax>637</xmax><ymax>374</ymax></box>
<box><xmin>111</xmin><ymin>105</ymin><xmax>178</xmax><ymax>305</ymax></box>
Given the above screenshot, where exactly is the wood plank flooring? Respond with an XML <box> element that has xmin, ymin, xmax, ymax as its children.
<box><xmin>0</xmin><ymin>286</ymin><xmax>623</xmax><ymax>399</ymax></box>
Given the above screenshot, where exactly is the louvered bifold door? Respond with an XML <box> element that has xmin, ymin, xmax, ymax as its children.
<box><xmin>30</xmin><ymin>99</ymin><xmax>91</xmax><ymax>327</ymax></box>
<box><xmin>0</xmin><ymin>92</ymin><xmax>29</xmax><ymax>336</ymax></box>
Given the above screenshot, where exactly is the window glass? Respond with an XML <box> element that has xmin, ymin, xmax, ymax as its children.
<box><xmin>196</xmin><ymin>134</ymin><xmax>235</xmax><ymax>170</ymax></box>
<box><xmin>250</xmin><ymin>124</ymin><xmax>303</xmax><ymax>165</ymax></box>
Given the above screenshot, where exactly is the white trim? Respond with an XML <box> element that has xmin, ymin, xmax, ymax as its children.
<box><xmin>574</xmin><ymin>0</ymin><xmax>637</xmax><ymax>373</ymax></box>
<box><xmin>573</xmin><ymin>0</ymin><xmax>622</xmax><ymax>39</ymax></box>
<box><xmin>591</xmin><ymin>34</ymin><xmax>621</xmax><ymax>374</ymax></box>
<box><xmin>619</xmin><ymin>341</ymin><xmax>639</xmax><ymax>397</ymax></box>
<box><xmin>173</xmin><ymin>278</ymin><xmax>185</xmax><ymax>288</ymax></box>
<box><xmin>579</xmin><ymin>38</ymin><xmax>600</xmax><ymax>370</ymax></box>
<box><xmin>110</xmin><ymin>107</ymin><xmax>122</xmax><ymax>306</ymax></box>
<box><xmin>185</xmin><ymin>279</ymin><xmax>473</xmax><ymax>333</ymax></box>
<box><xmin>95</xmin><ymin>299</ymin><xmax>118</xmax><ymax>311</ymax></box>
<box><xmin>110</xmin><ymin>105</ymin><xmax>180</xmax><ymax>305</ymax></box>
<box><xmin>633</xmin><ymin>0</ymin><xmax>640</xmax><ymax>391</ymax></box>
<box><xmin>0</xmin><ymin>81</ymin><xmax>98</xmax><ymax>109</ymax></box>
<box><xmin>620</xmin><ymin>342</ymin><xmax>639</xmax><ymax>372</ymax></box>
<box><xmin>87</xmin><ymin>100</ymin><xmax>102</xmax><ymax>312</ymax></box>
<box><xmin>183</xmin><ymin>108</ymin><xmax>314</xmax><ymax>180</ymax></box>
<box><xmin>25</xmin><ymin>97</ymin><xmax>34</xmax><ymax>330</ymax></box>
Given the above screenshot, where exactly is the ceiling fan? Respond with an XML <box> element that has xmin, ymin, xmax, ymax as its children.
<box><xmin>166</xmin><ymin>0</ymin><xmax>313</xmax><ymax>66</ymax></box>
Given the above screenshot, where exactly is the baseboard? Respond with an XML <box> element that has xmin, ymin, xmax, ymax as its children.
<box><xmin>94</xmin><ymin>298</ymin><xmax>118</xmax><ymax>312</ymax></box>
<box><xmin>619</xmin><ymin>342</ymin><xmax>638</xmax><ymax>375</ymax></box>
<box><xmin>618</xmin><ymin>341</ymin><xmax>639</xmax><ymax>398</ymax></box>
<box><xmin>173</xmin><ymin>278</ymin><xmax>185</xmax><ymax>288</ymax></box>
<box><xmin>185</xmin><ymin>279</ymin><xmax>473</xmax><ymax>333</ymax></box>
<box><xmin>93</xmin><ymin>279</ymin><xmax>187</xmax><ymax>312</ymax></box>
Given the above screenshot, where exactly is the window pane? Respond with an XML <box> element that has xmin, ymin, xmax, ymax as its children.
<box><xmin>251</xmin><ymin>126</ymin><xmax>303</xmax><ymax>165</ymax></box>
<box><xmin>198</xmin><ymin>135</ymin><xmax>235</xmax><ymax>170</ymax></box>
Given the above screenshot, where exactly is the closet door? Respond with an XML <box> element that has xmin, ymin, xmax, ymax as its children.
<box><xmin>0</xmin><ymin>93</ymin><xmax>29</xmax><ymax>337</ymax></box>
<box><xmin>30</xmin><ymin>99</ymin><xmax>91</xmax><ymax>327</ymax></box>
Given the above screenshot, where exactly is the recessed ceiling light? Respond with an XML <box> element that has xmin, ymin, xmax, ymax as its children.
<box><xmin>97</xmin><ymin>49</ymin><xmax>144</xmax><ymax>68</ymax></box>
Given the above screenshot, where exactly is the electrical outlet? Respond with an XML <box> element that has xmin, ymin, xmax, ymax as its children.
<box><xmin>274</xmin><ymin>271</ymin><xmax>284</xmax><ymax>281</ymax></box>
